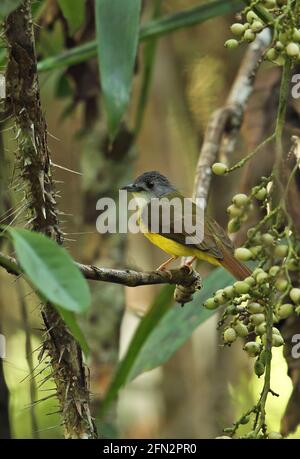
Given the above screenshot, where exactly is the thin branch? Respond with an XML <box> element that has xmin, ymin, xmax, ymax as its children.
<box><xmin>0</xmin><ymin>251</ymin><xmax>201</xmax><ymax>289</ymax></box>
<box><xmin>193</xmin><ymin>29</ymin><xmax>271</xmax><ymax>205</ymax></box>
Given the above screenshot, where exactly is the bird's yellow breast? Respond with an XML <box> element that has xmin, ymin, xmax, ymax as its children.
<box><xmin>143</xmin><ymin>232</ymin><xmax>221</xmax><ymax>266</ymax></box>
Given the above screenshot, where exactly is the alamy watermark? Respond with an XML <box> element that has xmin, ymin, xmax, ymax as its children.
<box><xmin>291</xmin><ymin>74</ymin><xmax>300</xmax><ymax>99</ymax></box>
<box><xmin>95</xmin><ymin>191</ymin><xmax>205</xmax><ymax>244</ymax></box>
<box><xmin>0</xmin><ymin>334</ymin><xmax>6</xmax><ymax>358</ymax></box>
<box><xmin>0</xmin><ymin>74</ymin><xmax>5</xmax><ymax>99</ymax></box>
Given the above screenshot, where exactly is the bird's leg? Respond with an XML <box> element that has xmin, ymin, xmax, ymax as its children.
<box><xmin>156</xmin><ymin>256</ymin><xmax>178</xmax><ymax>272</ymax></box>
<box><xmin>183</xmin><ymin>256</ymin><xmax>197</xmax><ymax>272</ymax></box>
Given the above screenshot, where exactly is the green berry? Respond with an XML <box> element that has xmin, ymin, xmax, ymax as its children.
<box><xmin>225</xmin><ymin>39</ymin><xmax>239</xmax><ymax>49</ymax></box>
<box><xmin>240</xmin><ymin>415</ymin><xmax>250</xmax><ymax>425</ymax></box>
<box><xmin>251</xmin><ymin>20</ymin><xmax>264</xmax><ymax>33</ymax></box>
<box><xmin>228</xmin><ymin>218</ymin><xmax>240</xmax><ymax>234</ymax></box>
<box><xmin>254</xmin><ymin>187</ymin><xmax>267</xmax><ymax>200</ymax></box>
<box><xmin>204</xmin><ymin>297</ymin><xmax>219</xmax><ymax>310</ymax></box>
<box><xmin>214</xmin><ymin>291</ymin><xmax>227</xmax><ymax>305</ymax></box>
<box><xmin>244</xmin><ymin>341</ymin><xmax>261</xmax><ymax>356</ymax></box>
<box><xmin>234</xmin><ymin>247</ymin><xmax>252</xmax><ymax>261</ymax></box>
<box><xmin>262</xmin><ymin>233</ymin><xmax>274</xmax><ymax>246</ymax></box>
<box><xmin>254</xmin><ymin>360</ymin><xmax>265</xmax><ymax>377</ymax></box>
<box><xmin>269</xmin><ymin>265</ymin><xmax>280</xmax><ymax>276</ymax></box>
<box><xmin>277</xmin><ymin>303</ymin><xmax>293</xmax><ymax>319</ymax></box>
<box><xmin>233</xmin><ymin>321</ymin><xmax>249</xmax><ymax>337</ymax></box>
<box><xmin>290</xmin><ymin>288</ymin><xmax>300</xmax><ymax>304</ymax></box>
<box><xmin>255</xmin><ymin>322</ymin><xmax>266</xmax><ymax>336</ymax></box>
<box><xmin>234</xmin><ymin>281</ymin><xmax>250</xmax><ymax>294</ymax></box>
<box><xmin>224</xmin><ymin>327</ymin><xmax>237</xmax><ymax>343</ymax></box>
<box><xmin>275</xmin><ymin>278</ymin><xmax>288</xmax><ymax>292</ymax></box>
<box><xmin>248</xmin><ymin>302</ymin><xmax>264</xmax><ymax>314</ymax></box>
<box><xmin>256</xmin><ymin>271</ymin><xmax>268</xmax><ymax>284</ymax></box>
<box><xmin>245</xmin><ymin>276</ymin><xmax>255</xmax><ymax>286</ymax></box>
<box><xmin>230</xmin><ymin>23</ymin><xmax>245</xmax><ymax>35</ymax></box>
<box><xmin>274</xmin><ymin>244</ymin><xmax>288</xmax><ymax>258</ymax></box>
<box><xmin>293</xmin><ymin>28</ymin><xmax>300</xmax><ymax>42</ymax></box>
<box><xmin>251</xmin><ymin>313</ymin><xmax>265</xmax><ymax>325</ymax></box>
<box><xmin>265</xmin><ymin>48</ymin><xmax>277</xmax><ymax>61</ymax></box>
<box><xmin>246</xmin><ymin>11</ymin><xmax>258</xmax><ymax>23</ymax></box>
<box><xmin>227</xmin><ymin>204</ymin><xmax>243</xmax><ymax>217</ymax></box>
<box><xmin>244</xmin><ymin>30</ymin><xmax>256</xmax><ymax>42</ymax></box>
<box><xmin>272</xmin><ymin>334</ymin><xmax>284</xmax><ymax>347</ymax></box>
<box><xmin>223</xmin><ymin>286</ymin><xmax>235</xmax><ymax>298</ymax></box>
<box><xmin>275</xmin><ymin>41</ymin><xmax>284</xmax><ymax>51</ymax></box>
<box><xmin>250</xmin><ymin>245</ymin><xmax>262</xmax><ymax>258</ymax></box>
<box><xmin>253</xmin><ymin>267</ymin><xmax>264</xmax><ymax>277</ymax></box>
<box><xmin>212</xmin><ymin>162</ymin><xmax>228</xmax><ymax>175</ymax></box>
<box><xmin>286</xmin><ymin>42</ymin><xmax>300</xmax><ymax>57</ymax></box>
<box><xmin>232</xmin><ymin>193</ymin><xmax>248</xmax><ymax>207</ymax></box>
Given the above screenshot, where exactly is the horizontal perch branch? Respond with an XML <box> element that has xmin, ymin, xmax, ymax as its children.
<box><xmin>0</xmin><ymin>251</ymin><xmax>201</xmax><ymax>288</ymax></box>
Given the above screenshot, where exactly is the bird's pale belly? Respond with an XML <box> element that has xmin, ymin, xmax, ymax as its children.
<box><xmin>143</xmin><ymin>232</ymin><xmax>221</xmax><ymax>266</ymax></box>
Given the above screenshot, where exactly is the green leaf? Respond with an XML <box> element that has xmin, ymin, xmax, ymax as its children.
<box><xmin>128</xmin><ymin>268</ymin><xmax>234</xmax><ymax>381</ymax></box>
<box><xmin>7</xmin><ymin>228</ymin><xmax>91</xmax><ymax>313</ymax></box>
<box><xmin>139</xmin><ymin>0</ymin><xmax>243</xmax><ymax>41</ymax></box>
<box><xmin>101</xmin><ymin>285</ymin><xmax>174</xmax><ymax>414</ymax></box>
<box><xmin>38</xmin><ymin>0</ymin><xmax>242</xmax><ymax>73</ymax></box>
<box><xmin>101</xmin><ymin>268</ymin><xmax>234</xmax><ymax>415</ymax></box>
<box><xmin>56</xmin><ymin>307</ymin><xmax>90</xmax><ymax>357</ymax></box>
<box><xmin>57</xmin><ymin>0</ymin><xmax>86</xmax><ymax>36</ymax></box>
<box><xmin>0</xmin><ymin>0</ymin><xmax>23</xmax><ymax>18</ymax></box>
<box><xmin>95</xmin><ymin>0</ymin><xmax>142</xmax><ymax>140</ymax></box>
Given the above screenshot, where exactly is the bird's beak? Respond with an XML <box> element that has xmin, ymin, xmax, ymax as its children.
<box><xmin>120</xmin><ymin>183</ymin><xmax>143</xmax><ymax>192</ymax></box>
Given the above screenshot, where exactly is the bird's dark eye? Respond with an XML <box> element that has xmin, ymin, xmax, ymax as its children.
<box><xmin>147</xmin><ymin>181</ymin><xmax>154</xmax><ymax>189</ymax></box>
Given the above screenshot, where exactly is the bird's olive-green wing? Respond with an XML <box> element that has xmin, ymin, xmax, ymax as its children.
<box><xmin>140</xmin><ymin>192</ymin><xmax>230</xmax><ymax>260</ymax></box>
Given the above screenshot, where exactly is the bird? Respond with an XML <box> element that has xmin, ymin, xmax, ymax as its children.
<box><xmin>121</xmin><ymin>171</ymin><xmax>251</xmax><ymax>280</ymax></box>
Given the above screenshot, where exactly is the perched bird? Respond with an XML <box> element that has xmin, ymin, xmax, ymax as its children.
<box><xmin>121</xmin><ymin>171</ymin><xmax>251</xmax><ymax>280</ymax></box>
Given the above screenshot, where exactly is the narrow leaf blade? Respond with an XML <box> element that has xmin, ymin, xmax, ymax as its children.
<box><xmin>101</xmin><ymin>268</ymin><xmax>234</xmax><ymax>414</ymax></box>
<box><xmin>95</xmin><ymin>0</ymin><xmax>142</xmax><ymax>139</ymax></box>
<box><xmin>101</xmin><ymin>285</ymin><xmax>174</xmax><ymax>414</ymax></box>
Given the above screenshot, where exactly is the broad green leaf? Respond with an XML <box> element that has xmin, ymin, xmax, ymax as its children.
<box><xmin>0</xmin><ymin>0</ymin><xmax>23</xmax><ymax>18</ymax></box>
<box><xmin>95</xmin><ymin>0</ymin><xmax>142</xmax><ymax>140</ymax></box>
<box><xmin>101</xmin><ymin>268</ymin><xmax>234</xmax><ymax>415</ymax></box>
<box><xmin>56</xmin><ymin>307</ymin><xmax>89</xmax><ymax>357</ymax></box>
<box><xmin>128</xmin><ymin>268</ymin><xmax>234</xmax><ymax>381</ymax></box>
<box><xmin>38</xmin><ymin>0</ymin><xmax>242</xmax><ymax>73</ymax></box>
<box><xmin>101</xmin><ymin>285</ymin><xmax>174</xmax><ymax>414</ymax></box>
<box><xmin>7</xmin><ymin>228</ymin><xmax>91</xmax><ymax>313</ymax></box>
<box><xmin>57</xmin><ymin>0</ymin><xmax>86</xmax><ymax>36</ymax></box>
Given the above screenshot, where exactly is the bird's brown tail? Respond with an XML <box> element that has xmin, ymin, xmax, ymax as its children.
<box><xmin>220</xmin><ymin>249</ymin><xmax>252</xmax><ymax>280</ymax></box>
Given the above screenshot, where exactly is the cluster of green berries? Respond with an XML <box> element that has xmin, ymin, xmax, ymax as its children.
<box><xmin>226</xmin><ymin>182</ymin><xmax>268</xmax><ymax>234</ymax></box>
<box><xmin>224</xmin><ymin>1</ymin><xmax>300</xmax><ymax>63</ymax></box>
<box><xmin>225</xmin><ymin>10</ymin><xmax>267</xmax><ymax>49</ymax></box>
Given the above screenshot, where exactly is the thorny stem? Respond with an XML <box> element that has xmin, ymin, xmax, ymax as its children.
<box><xmin>4</xmin><ymin>0</ymin><xmax>96</xmax><ymax>438</ymax></box>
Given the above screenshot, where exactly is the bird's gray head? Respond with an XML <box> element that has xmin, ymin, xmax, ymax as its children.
<box><xmin>120</xmin><ymin>171</ymin><xmax>176</xmax><ymax>200</ymax></box>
